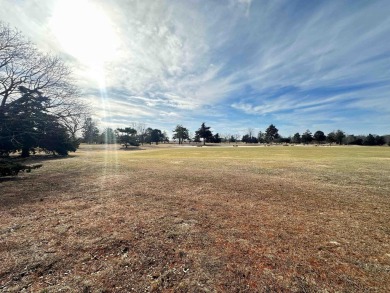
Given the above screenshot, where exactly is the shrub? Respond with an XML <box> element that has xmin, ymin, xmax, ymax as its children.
<box><xmin>0</xmin><ymin>161</ymin><xmax>42</xmax><ymax>177</ymax></box>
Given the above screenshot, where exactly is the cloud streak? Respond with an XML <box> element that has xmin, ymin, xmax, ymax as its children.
<box><xmin>1</xmin><ymin>0</ymin><xmax>389</xmax><ymax>135</ymax></box>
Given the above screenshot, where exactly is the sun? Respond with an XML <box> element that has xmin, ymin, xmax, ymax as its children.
<box><xmin>50</xmin><ymin>0</ymin><xmax>119</xmax><ymax>68</ymax></box>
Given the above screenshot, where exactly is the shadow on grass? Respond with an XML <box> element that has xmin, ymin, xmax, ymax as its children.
<box><xmin>0</xmin><ymin>176</ymin><xmax>23</xmax><ymax>183</ymax></box>
<box><xmin>1</xmin><ymin>153</ymin><xmax>76</xmax><ymax>164</ymax></box>
<box><xmin>119</xmin><ymin>147</ymin><xmax>146</xmax><ymax>151</ymax></box>
<box><xmin>0</xmin><ymin>154</ymin><xmax>75</xmax><ymax>186</ymax></box>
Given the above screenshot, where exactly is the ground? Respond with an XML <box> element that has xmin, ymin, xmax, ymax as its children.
<box><xmin>1</xmin><ymin>144</ymin><xmax>389</xmax><ymax>292</ymax></box>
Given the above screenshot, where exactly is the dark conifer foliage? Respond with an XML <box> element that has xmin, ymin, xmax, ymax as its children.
<box><xmin>0</xmin><ymin>87</ymin><xmax>78</xmax><ymax>156</ymax></box>
<box><xmin>195</xmin><ymin>122</ymin><xmax>213</xmax><ymax>145</ymax></box>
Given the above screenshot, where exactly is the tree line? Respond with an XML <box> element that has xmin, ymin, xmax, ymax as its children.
<box><xmin>240</xmin><ymin>125</ymin><xmax>387</xmax><ymax>146</ymax></box>
<box><xmin>81</xmin><ymin>119</ymin><xmax>170</xmax><ymax>147</ymax></box>
<box><xmin>82</xmin><ymin>120</ymin><xmax>225</xmax><ymax>147</ymax></box>
<box><xmin>82</xmin><ymin>119</ymin><xmax>388</xmax><ymax>147</ymax></box>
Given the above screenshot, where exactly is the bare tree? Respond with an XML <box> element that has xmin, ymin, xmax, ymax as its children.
<box><xmin>60</xmin><ymin>110</ymin><xmax>89</xmax><ymax>139</ymax></box>
<box><xmin>247</xmin><ymin>128</ymin><xmax>254</xmax><ymax>140</ymax></box>
<box><xmin>0</xmin><ymin>22</ymin><xmax>87</xmax><ymax>132</ymax></box>
<box><xmin>222</xmin><ymin>133</ymin><xmax>231</xmax><ymax>143</ymax></box>
<box><xmin>0</xmin><ymin>22</ymin><xmax>31</xmax><ymax>70</ymax></box>
<box><xmin>135</xmin><ymin>122</ymin><xmax>147</xmax><ymax>145</ymax></box>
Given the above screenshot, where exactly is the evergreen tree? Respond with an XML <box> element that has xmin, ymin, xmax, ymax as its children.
<box><xmin>100</xmin><ymin>128</ymin><xmax>116</xmax><ymax>144</ymax></box>
<box><xmin>363</xmin><ymin>134</ymin><xmax>377</xmax><ymax>146</ymax></box>
<box><xmin>301</xmin><ymin>130</ymin><xmax>313</xmax><ymax>144</ymax></box>
<box><xmin>173</xmin><ymin>125</ymin><xmax>189</xmax><ymax>144</ymax></box>
<box><xmin>258</xmin><ymin>131</ymin><xmax>266</xmax><ymax>143</ymax></box>
<box><xmin>195</xmin><ymin>122</ymin><xmax>213</xmax><ymax>145</ymax></box>
<box><xmin>116</xmin><ymin>127</ymin><xmax>139</xmax><ymax>148</ymax></box>
<box><xmin>211</xmin><ymin>133</ymin><xmax>222</xmax><ymax>143</ymax></box>
<box><xmin>335</xmin><ymin>130</ymin><xmax>345</xmax><ymax>145</ymax></box>
<box><xmin>82</xmin><ymin>118</ymin><xmax>100</xmax><ymax>144</ymax></box>
<box><xmin>292</xmin><ymin>133</ymin><xmax>301</xmax><ymax>144</ymax></box>
<box><xmin>229</xmin><ymin>135</ymin><xmax>236</xmax><ymax>143</ymax></box>
<box><xmin>150</xmin><ymin>129</ymin><xmax>164</xmax><ymax>145</ymax></box>
<box><xmin>265</xmin><ymin>124</ymin><xmax>279</xmax><ymax>143</ymax></box>
<box><xmin>326</xmin><ymin>132</ymin><xmax>337</xmax><ymax>145</ymax></box>
<box><xmin>313</xmin><ymin>130</ymin><xmax>326</xmax><ymax>144</ymax></box>
<box><xmin>0</xmin><ymin>87</ymin><xmax>78</xmax><ymax>157</ymax></box>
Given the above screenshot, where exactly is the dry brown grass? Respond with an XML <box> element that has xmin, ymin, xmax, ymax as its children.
<box><xmin>1</xmin><ymin>144</ymin><xmax>390</xmax><ymax>292</ymax></box>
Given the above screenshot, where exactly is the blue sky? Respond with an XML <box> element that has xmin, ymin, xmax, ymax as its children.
<box><xmin>1</xmin><ymin>0</ymin><xmax>390</xmax><ymax>137</ymax></box>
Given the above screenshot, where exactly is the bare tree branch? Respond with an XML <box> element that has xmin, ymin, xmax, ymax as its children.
<box><xmin>0</xmin><ymin>21</ymin><xmax>88</xmax><ymax>137</ymax></box>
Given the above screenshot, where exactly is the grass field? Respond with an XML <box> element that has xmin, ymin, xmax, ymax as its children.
<box><xmin>1</xmin><ymin>144</ymin><xmax>390</xmax><ymax>292</ymax></box>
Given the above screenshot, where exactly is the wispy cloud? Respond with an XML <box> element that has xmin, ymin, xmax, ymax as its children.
<box><xmin>1</xmin><ymin>0</ymin><xmax>389</xmax><ymax>134</ymax></box>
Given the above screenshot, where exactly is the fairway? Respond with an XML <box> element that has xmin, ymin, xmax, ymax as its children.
<box><xmin>1</xmin><ymin>145</ymin><xmax>390</xmax><ymax>292</ymax></box>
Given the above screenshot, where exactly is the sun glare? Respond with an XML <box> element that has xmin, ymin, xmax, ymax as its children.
<box><xmin>50</xmin><ymin>0</ymin><xmax>119</xmax><ymax>69</ymax></box>
<box><xmin>50</xmin><ymin>0</ymin><xmax>119</xmax><ymax>133</ymax></box>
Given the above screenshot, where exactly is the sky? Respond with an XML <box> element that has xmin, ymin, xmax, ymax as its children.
<box><xmin>1</xmin><ymin>0</ymin><xmax>390</xmax><ymax>137</ymax></box>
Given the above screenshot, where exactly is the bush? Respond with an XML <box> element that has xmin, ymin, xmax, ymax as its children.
<box><xmin>0</xmin><ymin>161</ymin><xmax>42</xmax><ymax>177</ymax></box>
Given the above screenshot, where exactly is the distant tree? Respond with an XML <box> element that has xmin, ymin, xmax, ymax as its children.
<box><xmin>361</xmin><ymin>134</ymin><xmax>385</xmax><ymax>146</ymax></box>
<box><xmin>375</xmin><ymin>135</ymin><xmax>385</xmax><ymax>146</ymax></box>
<box><xmin>100</xmin><ymin>128</ymin><xmax>116</xmax><ymax>144</ymax></box>
<box><xmin>150</xmin><ymin>128</ymin><xmax>164</xmax><ymax>145</ymax></box>
<box><xmin>82</xmin><ymin>118</ymin><xmax>100</xmax><ymax>144</ymax></box>
<box><xmin>265</xmin><ymin>124</ymin><xmax>279</xmax><ymax>143</ymax></box>
<box><xmin>326</xmin><ymin>132</ymin><xmax>337</xmax><ymax>145</ymax></box>
<box><xmin>385</xmin><ymin>135</ymin><xmax>390</xmax><ymax>146</ymax></box>
<box><xmin>143</xmin><ymin>127</ymin><xmax>153</xmax><ymax>144</ymax></box>
<box><xmin>279</xmin><ymin>137</ymin><xmax>291</xmax><ymax>144</ymax></box>
<box><xmin>335</xmin><ymin>130</ymin><xmax>345</xmax><ymax>145</ymax></box>
<box><xmin>221</xmin><ymin>134</ymin><xmax>230</xmax><ymax>143</ymax></box>
<box><xmin>292</xmin><ymin>132</ymin><xmax>301</xmax><ymax>144</ymax></box>
<box><xmin>362</xmin><ymin>134</ymin><xmax>375</xmax><ymax>146</ymax></box>
<box><xmin>242</xmin><ymin>134</ymin><xmax>250</xmax><ymax>143</ymax></box>
<box><xmin>257</xmin><ymin>131</ymin><xmax>266</xmax><ymax>143</ymax></box>
<box><xmin>162</xmin><ymin>131</ymin><xmax>169</xmax><ymax>143</ymax></box>
<box><xmin>243</xmin><ymin>128</ymin><xmax>258</xmax><ymax>143</ymax></box>
<box><xmin>193</xmin><ymin>133</ymin><xmax>201</xmax><ymax>143</ymax></box>
<box><xmin>247</xmin><ymin>128</ymin><xmax>254</xmax><ymax>140</ymax></box>
<box><xmin>313</xmin><ymin>130</ymin><xmax>326</xmax><ymax>144</ymax></box>
<box><xmin>242</xmin><ymin>134</ymin><xmax>258</xmax><ymax>143</ymax></box>
<box><xmin>135</xmin><ymin>123</ymin><xmax>147</xmax><ymax>145</ymax></box>
<box><xmin>345</xmin><ymin>135</ymin><xmax>363</xmax><ymax>145</ymax></box>
<box><xmin>195</xmin><ymin>122</ymin><xmax>213</xmax><ymax>145</ymax></box>
<box><xmin>233</xmin><ymin>134</ymin><xmax>241</xmax><ymax>142</ymax></box>
<box><xmin>229</xmin><ymin>135</ymin><xmax>236</xmax><ymax>143</ymax></box>
<box><xmin>211</xmin><ymin>133</ymin><xmax>222</xmax><ymax>143</ymax></box>
<box><xmin>274</xmin><ymin>135</ymin><xmax>284</xmax><ymax>144</ymax></box>
<box><xmin>60</xmin><ymin>111</ymin><xmax>89</xmax><ymax>141</ymax></box>
<box><xmin>116</xmin><ymin>127</ymin><xmax>139</xmax><ymax>148</ymax></box>
<box><xmin>173</xmin><ymin>125</ymin><xmax>189</xmax><ymax>144</ymax></box>
<box><xmin>301</xmin><ymin>130</ymin><xmax>313</xmax><ymax>144</ymax></box>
